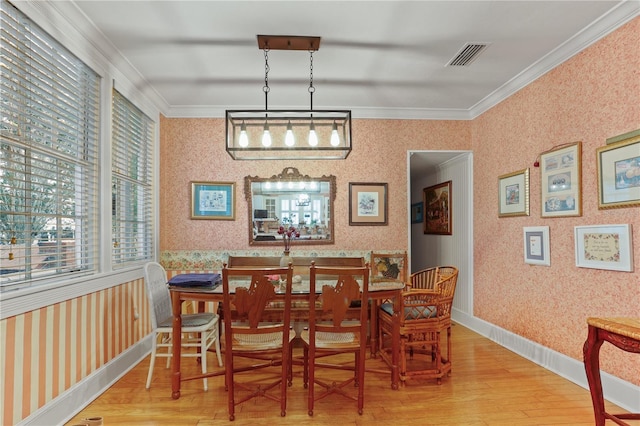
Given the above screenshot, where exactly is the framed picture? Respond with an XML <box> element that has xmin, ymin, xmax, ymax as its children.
<box><xmin>191</xmin><ymin>181</ymin><xmax>235</xmax><ymax>220</ymax></box>
<box><xmin>498</xmin><ymin>168</ymin><xmax>530</xmax><ymax>217</ymax></box>
<box><xmin>540</xmin><ymin>141</ymin><xmax>582</xmax><ymax>217</ymax></box>
<box><xmin>423</xmin><ymin>181</ymin><xmax>452</xmax><ymax>235</ymax></box>
<box><xmin>411</xmin><ymin>202</ymin><xmax>424</xmax><ymax>224</ymax></box>
<box><xmin>596</xmin><ymin>132</ymin><xmax>640</xmax><ymax>209</ymax></box>
<box><xmin>574</xmin><ymin>224</ymin><xmax>634</xmax><ymax>272</ymax></box>
<box><xmin>349</xmin><ymin>182</ymin><xmax>388</xmax><ymax>226</ymax></box>
<box><xmin>523</xmin><ymin>226</ymin><xmax>550</xmax><ymax>266</ymax></box>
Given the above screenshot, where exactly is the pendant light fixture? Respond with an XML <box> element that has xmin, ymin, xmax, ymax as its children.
<box><xmin>226</xmin><ymin>35</ymin><xmax>352</xmax><ymax>160</ymax></box>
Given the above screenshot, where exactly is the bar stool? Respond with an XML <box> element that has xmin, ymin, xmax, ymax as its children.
<box><xmin>583</xmin><ymin>317</ymin><xmax>640</xmax><ymax>426</ymax></box>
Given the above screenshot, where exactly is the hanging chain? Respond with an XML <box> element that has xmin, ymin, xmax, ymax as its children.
<box><xmin>308</xmin><ymin>49</ymin><xmax>315</xmax><ymax>111</ymax></box>
<box><xmin>263</xmin><ymin>47</ymin><xmax>270</xmax><ymax>111</ymax></box>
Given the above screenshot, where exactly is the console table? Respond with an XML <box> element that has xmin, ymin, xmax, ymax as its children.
<box><xmin>583</xmin><ymin>317</ymin><xmax>640</xmax><ymax>426</ymax></box>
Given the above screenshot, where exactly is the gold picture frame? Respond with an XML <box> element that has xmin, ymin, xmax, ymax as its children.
<box><xmin>498</xmin><ymin>168</ymin><xmax>530</xmax><ymax>217</ymax></box>
<box><xmin>597</xmin><ymin>132</ymin><xmax>640</xmax><ymax>209</ymax></box>
<box><xmin>191</xmin><ymin>181</ymin><xmax>235</xmax><ymax>220</ymax></box>
<box><xmin>540</xmin><ymin>141</ymin><xmax>582</xmax><ymax>217</ymax></box>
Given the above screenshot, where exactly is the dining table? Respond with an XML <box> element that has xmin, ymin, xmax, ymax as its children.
<box><xmin>169</xmin><ymin>276</ymin><xmax>405</xmax><ymax>399</ymax></box>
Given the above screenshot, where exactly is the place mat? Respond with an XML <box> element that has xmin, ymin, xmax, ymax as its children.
<box><xmin>168</xmin><ymin>273</ymin><xmax>220</xmax><ymax>288</ymax></box>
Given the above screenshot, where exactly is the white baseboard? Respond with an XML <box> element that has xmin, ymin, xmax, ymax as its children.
<box><xmin>453</xmin><ymin>309</ymin><xmax>640</xmax><ymax>413</ymax></box>
<box><xmin>18</xmin><ymin>335</ymin><xmax>152</xmax><ymax>426</ymax></box>
<box><xmin>18</xmin><ymin>314</ymin><xmax>640</xmax><ymax>424</ymax></box>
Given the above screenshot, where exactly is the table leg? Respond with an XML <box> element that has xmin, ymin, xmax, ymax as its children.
<box><xmin>369</xmin><ymin>299</ymin><xmax>379</xmax><ymax>357</ymax></box>
<box><xmin>391</xmin><ymin>310</ymin><xmax>400</xmax><ymax>390</ymax></box>
<box><xmin>171</xmin><ymin>291</ymin><xmax>182</xmax><ymax>399</ymax></box>
<box><xmin>583</xmin><ymin>324</ymin><xmax>640</xmax><ymax>426</ymax></box>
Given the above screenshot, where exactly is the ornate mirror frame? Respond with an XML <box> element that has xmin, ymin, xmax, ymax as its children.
<box><xmin>244</xmin><ymin>167</ymin><xmax>336</xmax><ymax>246</ymax></box>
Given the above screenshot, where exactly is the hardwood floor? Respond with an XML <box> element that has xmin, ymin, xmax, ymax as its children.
<box><xmin>67</xmin><ymin>324</ymin><xmax>634</xmax><ymax>425</ymax></box>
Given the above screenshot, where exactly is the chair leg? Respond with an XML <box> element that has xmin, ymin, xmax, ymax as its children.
<box><xmin>303</xmin><ymin>345</ymin><xmax>309</xmax><ymax>389</ymax></box>
<box><xmin>165</xmin><ymin>334</ymin><xmax>172</xmax><ymax>368</ymax></box>
<box><xmin>145</xmin><ymin>335</ymin><xmax>158</xmax><ymax>389</ymax></box>
<box><xmin>200</xmin><ymin>330</ymin><xmax>208</xmax><ymax>391</ymax></box>
<box><xmin>357</xmin><ymin>347</ymin><xmax>365</xmax><ymax>415</ymax></box>
<box><xmin>226</xmin><ymin>355</ymin><xmax>235</xmax><ymax>421</ymax></box>
<box><xmin>307</xmin><ymin>346</ymin><xmax>314</xmax><ymax>416</ymax></box>
<box><xmin>288</xmin><ymin>343</ymin><xmax>294</xmax><ymax>387</ymax></box>
<box><xmin>281</xmin><ymin>344</ymin><xmax>288</xmax><ymax>417</ymax></box>
<box><xmin>214</xmin><ymin>328</ymin><xmax>223</xmax><ymax>367</ymax></box>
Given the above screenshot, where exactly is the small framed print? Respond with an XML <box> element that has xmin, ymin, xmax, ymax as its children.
<box><xmin>574</xmin><ymin>224</ymin><xmax>634</xmax><ymax>272</ymax></box>
<box><xmin>597</xmin><ymin>132</ymin><xmax>640</xmax><ymax>209</ymax></box>
<box><xmin>523</xmin><ymin>226</ymin><xmax>550</xmax><ymax>266</ymax></box>
<box><xmin>411</xmin><ymin>202</ymin><xmax>424</xmax><ymax>224</ymax></box>
<box><xmin>349</xmin><ymin>182</ymin><xmax>388</xmax><ymax>226</ymax></box>
<box><xmin>540</xmin><ymin>141</ymin><xmax>582</xmax><ymax>217</ymax></box>
<box><xmin>191</xmin><ymin>181</ymin><xmax>235</xmax><ymax>220</ymax></box>
<box><xmin>498</xmin><ymin>169</ymin><xmax>530</xmax><ymax>217</ymax></box>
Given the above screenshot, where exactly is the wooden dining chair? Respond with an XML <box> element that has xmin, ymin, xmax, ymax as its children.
<box><xmin>301</xmin><ymin>262</ymin><xmax>370</xmax><ymax>416</ymax></box>
<box><xmin>221</xmin><ymin>264</ymin><xmax>294</xmax><ymax>421</ymax></box>
<box><xmin>378</xmin><ymin>266</ymin><xmax>459</xmax><ymax>384</ymax></box>
<box><xmin>143</xmin><ymin>262</ymin><xmax>222</xmax><ymax>391</ymax></box>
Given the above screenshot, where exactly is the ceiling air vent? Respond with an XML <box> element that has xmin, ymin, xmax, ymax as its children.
<box><xmin>447</xmin><ymin>43</ymin><xmax>489</xmax><ymax>66</ymax></box>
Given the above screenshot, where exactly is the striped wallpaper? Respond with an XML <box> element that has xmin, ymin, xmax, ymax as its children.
<box><xmin>0</xmin><ymin>279</ymin><xmax>150</xmax><ymax>426</ymax></box>
<box><xmin>0</xmin><ymin>269</ymin><xmax>221</xmax><ymax>425</ymax></box>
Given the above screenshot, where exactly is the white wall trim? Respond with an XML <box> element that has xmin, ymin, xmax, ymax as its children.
<box><xmin>453</xmin><ymin>309</ymin><xmax>640</xmax><ymax>413</ymax></box>
<box><xmin>16</xmin><ymin>313</ymin><xmax>640</xmax><ymax>423</ymax></box>
<box><xmin>17</xmin><ymin>335</ymin><xmax>152</xmax><ymax>426</ymax></box>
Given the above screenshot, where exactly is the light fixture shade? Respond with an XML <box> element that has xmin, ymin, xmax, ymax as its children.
<box><xmin>226</xmin><ymin>110</ymin><xmax>352</xmax><ymax>160</ymax></box>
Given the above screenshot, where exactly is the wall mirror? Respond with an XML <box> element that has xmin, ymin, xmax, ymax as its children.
<box><xmin>244</xmin><ymin>167</ymin><xmax>336</xmax><ymax>246</ymax></box>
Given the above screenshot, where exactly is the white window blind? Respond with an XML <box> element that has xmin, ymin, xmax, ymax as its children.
<box><xmin>0</xmin><ymin>1</ymin><xmax>100</xmax><ymax>290</ymax></box>
<box><xmin>111</xmin><ymin>89</ymin><xmax>154</xmax><ymax>268</ymax></box>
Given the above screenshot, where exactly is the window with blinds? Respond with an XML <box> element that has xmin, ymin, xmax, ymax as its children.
<box><xmin>111</xmin><ymin>90</ymin><xmax>154</xmax><ymax>268</ymax></box>
<box><xmin>0</xmin><ymin>1</ymin><xmax>100</xmax><ymax>290</ymax></box>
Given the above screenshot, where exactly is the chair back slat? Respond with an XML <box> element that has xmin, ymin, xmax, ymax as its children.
<box><xmin>320</xmin><ymin>275</ymin><xmax>361</xmax><ymax>326</ymax></box>
<box><xmin>309</xmin><ymin>263</ymin><xmax>370</xmax><ymax>338</ymax></box>
<box><xmin>144</xmin><ymin>262</ymin><xmax>172</xmax><ymax>329</ymax></box>
<box><xmin>222</xmin><ymin>265</ymin><xmax>293</xmax><ymax>334</ymax></box>
<box><xmin>409</xmin><ymin>266</ymin><xmax>439</xmax><ymax>290</ymax></box>
<box><xmin>233</xmin><ymin>275</ymin><xmax>278</xmax><ymax>328</ymax></box>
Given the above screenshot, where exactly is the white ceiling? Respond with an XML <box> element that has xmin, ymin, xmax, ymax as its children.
<box><xmin>64</xmin><ymin>0</ymin><xmax>639</xmax><ymax>121</ymax></box>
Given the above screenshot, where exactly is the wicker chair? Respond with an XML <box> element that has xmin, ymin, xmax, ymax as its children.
<box><xmin>221</xmin><ymin>264</ymin><xmax>294</xmax><ymax>421</ymax></box>
<box><xmin>301</xmin><ymin>262</ymin><xmax>370</xmax><ymax>416</ymax></box>
<box><xmin>378</xmin><ymin>266</ymin><xmax>459</xmax><ymax>384</ymax></box>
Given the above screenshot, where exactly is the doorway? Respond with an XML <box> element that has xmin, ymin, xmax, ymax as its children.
<box><xmin>408</xmin><ymin>150</ymin><xmax>473</xmax><ymax>316</ymax></box>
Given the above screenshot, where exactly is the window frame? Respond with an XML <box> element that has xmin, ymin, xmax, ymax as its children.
<box><xmin>111</xmin><ymin>89</ymin><xmax>155</xmax><ymax>269</ymax></box>
<box><xmin>0</xmin><ymin>0</ymin><xmax>160</xmax><ymax>319</ymax></box>
<box><xmin>1</xmin><ymin>0</ymin><xmax>101</xmax><ymax>290</ymax></box>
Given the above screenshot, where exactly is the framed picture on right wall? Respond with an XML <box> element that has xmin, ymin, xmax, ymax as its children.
<box><xmin>540</xmin><ymin>141</ymin><xmax>582</xmax><ymax>217</ymax></box>
<box><xmin>574</xmin><ymin>224</ymin><xmax>634</xmax><ymax>272</ymax></box>
<box><xmin>596</xmin><ymin>132</ymin><xmax>640</xmax><ymax>209</ymax></box>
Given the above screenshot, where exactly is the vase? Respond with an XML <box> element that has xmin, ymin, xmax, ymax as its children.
<box><xmin>280</xmin><ymin>250</ymin><xmax>293</xmax><ymax>267</ymax></box>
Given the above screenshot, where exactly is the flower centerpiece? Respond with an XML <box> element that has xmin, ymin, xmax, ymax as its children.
<box><xmin>277</xmin><ymin>224</ymin><xmax>300</xmax><ymax>255</ymax></box>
